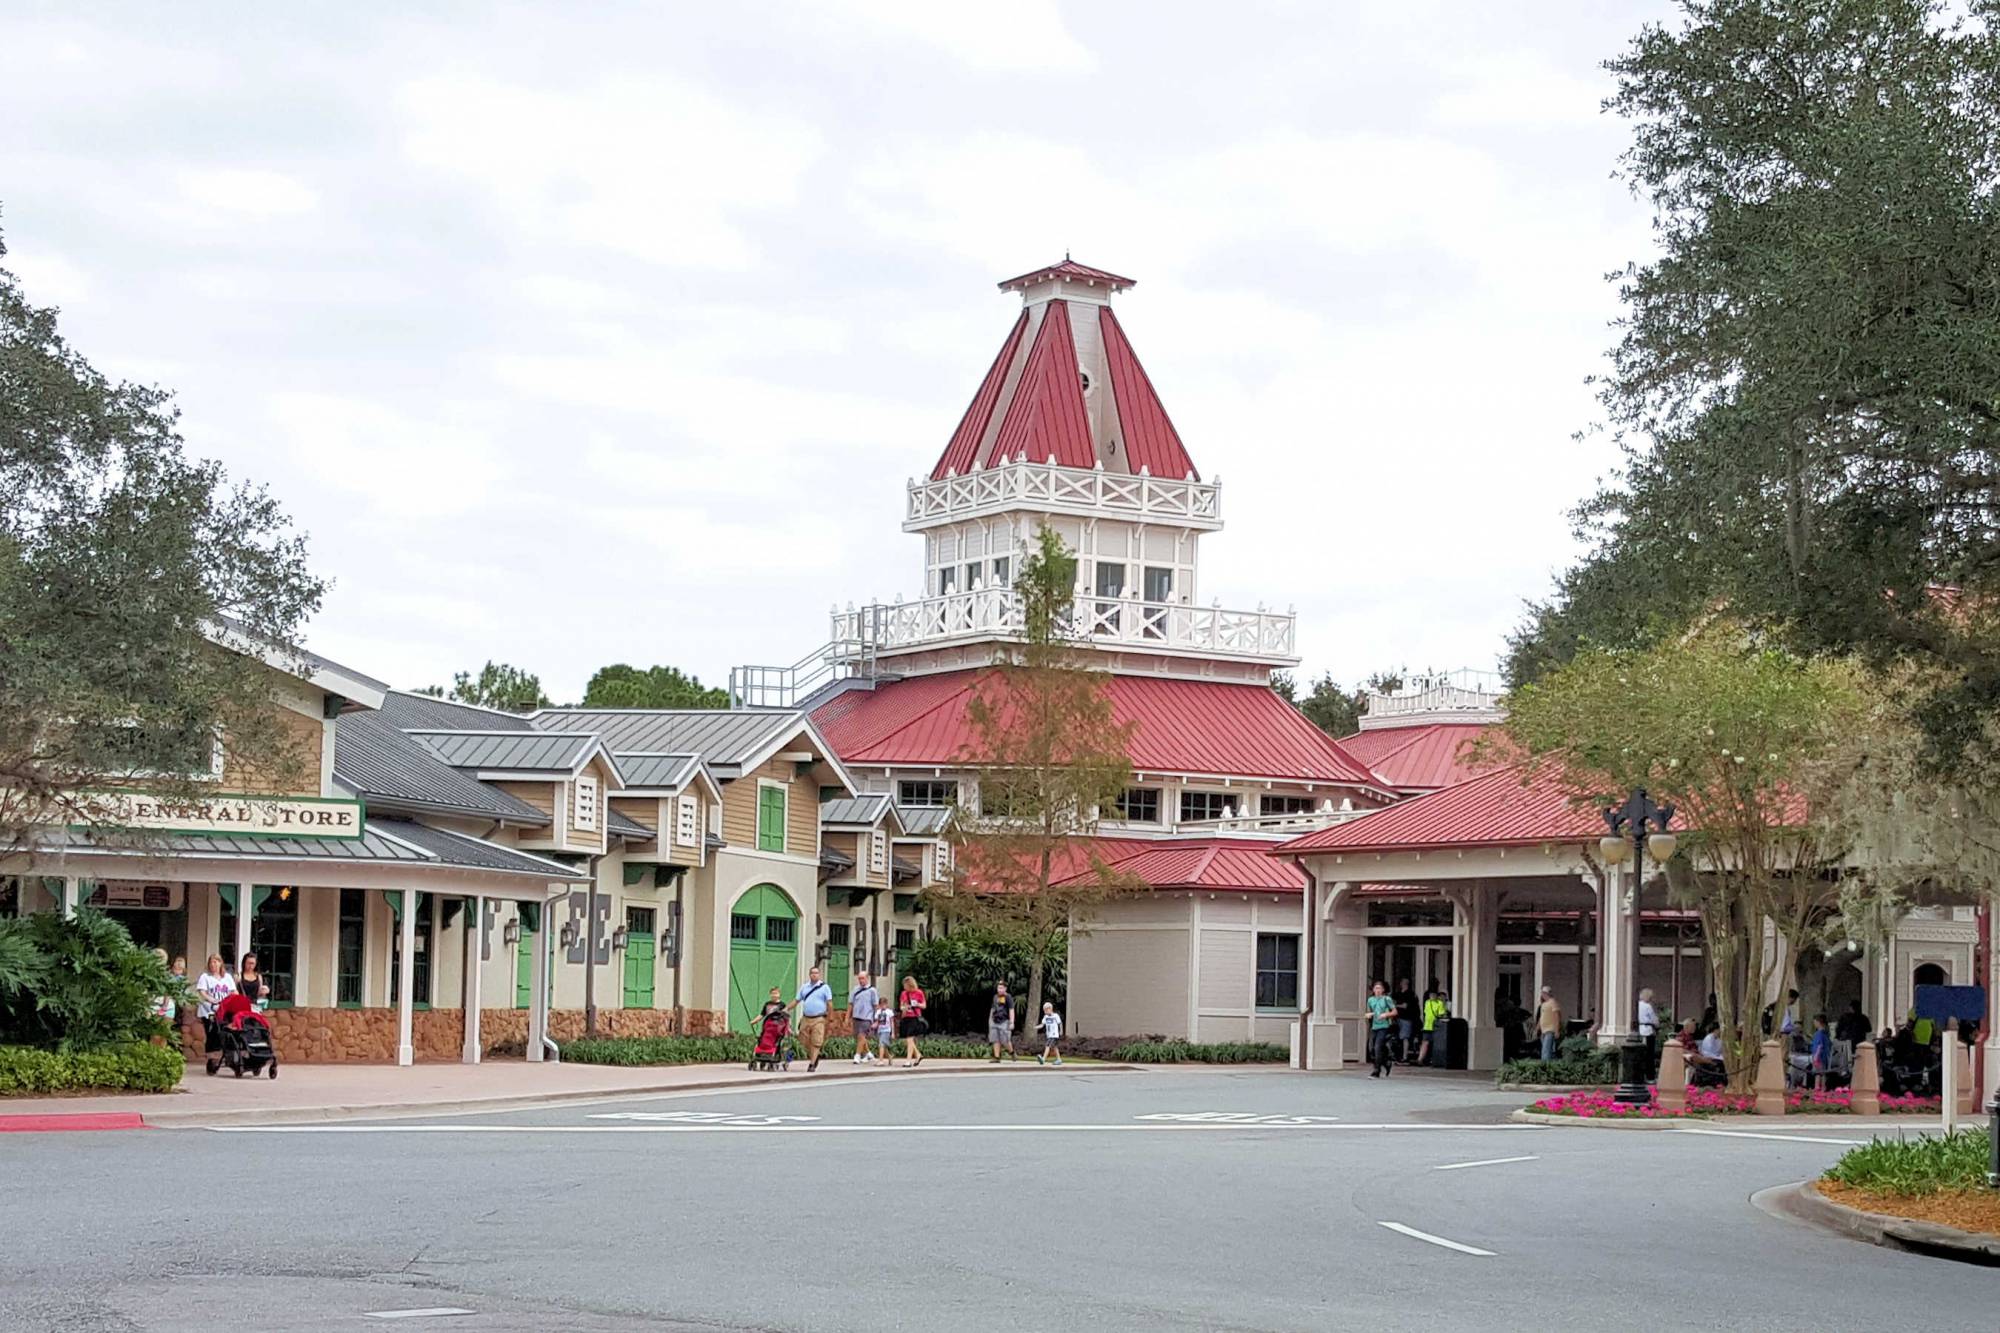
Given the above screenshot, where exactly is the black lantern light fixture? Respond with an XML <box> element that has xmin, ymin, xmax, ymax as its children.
<box><xmin>1601</xmin><ymin>789</ymin><xmax>1677</xmax><ymax>1105</ymax></box>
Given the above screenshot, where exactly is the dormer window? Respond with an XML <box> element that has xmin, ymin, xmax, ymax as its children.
<box><xmin>574</xmin><ymin>776</ymin><xmax>599</xmax><ymax>832</ymax></box>
<box><xmin>1078</xmin><ymin>369</ymin><xmax>1094</xmax><ymax>394</ymax></box>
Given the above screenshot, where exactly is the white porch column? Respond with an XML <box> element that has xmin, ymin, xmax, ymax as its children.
<box><xmin>1597</xmin><ymin>867</ymin><xmax>1633</xmax><ymax>1041</ymax></box>
<box><xmin>1457</xmin><ymin>883</ymin><xmax>1503</xmax><ymax>1070</ymax></box>
<box><xmin>396</xmin><ymin>887</ymin><xmax>416</xmax><ymax>1067</ymax></box>
<box><xmin>59</xmin><ymin>877</ymin><xmax>79</xmax><ymax>920</ymax></box>
<box><xmin>234</xmin><ymin>891</ymin><xmax>253</xmax><ymax>971</ymax></box>
<box><xmin>526</xmin><ymin>895</ymin><xmax>551</xmax><ymax>1063</ymax></box>
<box><xmin>460</xmin><ymin>896</ymin><xmax>483</xmax><ymax>1065</ymax></box>
<box><xmin>1300</xmin><ymin>879</ymin><xmax>1351</xmax><ymax>1071</ymax></box>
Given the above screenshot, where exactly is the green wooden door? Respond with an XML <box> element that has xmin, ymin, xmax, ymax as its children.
<box><xmin>826</xmin><ymin>922</ymin><xmax>851</xmax><ymax>1013</ymax></box>
<box><xmin>727</xmin><ymin>885</ymin><xmax>800</xmax><ymax>1034</ymax></box>
<box><xmin>623</xmin><ymin>908</ymin><xmax>657</xmax><ymax>1009</ymax></box>
<box><xmin>514</xmin><ymin>904</ymin><xmax>541</xmax><ymax>1009</ymax></box>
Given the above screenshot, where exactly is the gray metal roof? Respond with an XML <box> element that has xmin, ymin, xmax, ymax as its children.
<box><xmin>820</xmin><ymin>794</ymin><xmax>894</xmax><ymax>828</ymax></box>
<box><xmin>608</xmin><ymin>806</ymin><xmax>653</xmax><ymax>838</ymax></box>
<box><xmin>409</xmin><ymin>730</ymin><xmax>600</xmax><ymax>774</ymax></box>
<box><xmin>333</xmin><ymin>713</ymin><xmax>551</xmax><ymax>825</ymax></box>
<box><xmin>372</xmin><ymin>820</ymin><xmax>589</xmax><ymax>879</ymax></box>
<box><xmin>533</xmin><ymin>709</ymin><xmax>801</xmax><ymax>775</ymax></box>
<box><xmin>614</xmin><ymin>753</ymin><xmax>701</xmax><ymax>790</ymax></box>
<box><xmin>819</xmin><ymin>846</ymin><xmax>856</xmax><ymax>875</ymax></box>
<box><xmin>41</xmin><ymin>818</ymin><xmax>585</xmax><ymax>880</ymax></box>
<box><xmin>897</xmin><ymin>806</ymin><xmax>952</xmax><ymax>835</ymax></box>
<box><xmin>375</xmin><ymin>690</ymin><xmax>536</xmax><ymax>732</ymax></box>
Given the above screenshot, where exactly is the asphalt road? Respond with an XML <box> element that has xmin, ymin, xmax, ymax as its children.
<box><xmin>1</xmin><ymin>1066</ymin><xmax>1989</xmax><ymax>1332</ymax></box>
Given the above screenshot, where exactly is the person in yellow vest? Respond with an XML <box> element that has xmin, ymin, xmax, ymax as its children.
<box><xmin>1418</xmin><ymin>987</ymin><xmax>1450</xmax><ymax>1067</ymax></box>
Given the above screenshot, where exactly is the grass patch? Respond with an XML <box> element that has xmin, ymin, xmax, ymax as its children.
<box><xmin>0</xmin><ymin>1042</ymin><xmax>184</xmax><ymax>1095</ymax></box>
<box><xmin>1108</xmin><ymin>1039</ymin><xmax>1287</xmax><ymax>1064</ymax></box>
<box><xmin>1822</xmin><ymin>1129</ymin><xmax>1993</xmax><ymax>1197</ymax></box>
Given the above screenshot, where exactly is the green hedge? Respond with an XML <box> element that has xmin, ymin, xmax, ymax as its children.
<box><xmin>558</xmin><ymin>1033</ymin><xmax>995</xmax><ymax>1066</ymax></box>
<box><xmin>1494</xmin><ymin>1050</ymin><xmax>1619</xmax><ymax>1086</ymax></box>
<box><xmin>0</xmin><ymin>1042</ymin><xmax>184</xmax><ymax>1095</ymax></box>
<box><xmin>1109</xmin><ymin>1039</ymin><xmax>1288</xmax><ymax>1064</ymax></box>
<box><xmin>1823</xmin><ymin>1129</ymin><xmax>1992</xmax><ymax>1197</ymax></box>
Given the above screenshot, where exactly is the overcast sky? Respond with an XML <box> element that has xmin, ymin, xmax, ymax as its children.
<box><xmin>1</xmin><ymin>1</ymin><xmax>1672</xmax><ymax>702</ymax></box>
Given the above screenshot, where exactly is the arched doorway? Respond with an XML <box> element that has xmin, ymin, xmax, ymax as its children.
<box><xmin>728</xmin><ymin>884</ymin><xmax>800</xmax><ymax>1035</ymax></box>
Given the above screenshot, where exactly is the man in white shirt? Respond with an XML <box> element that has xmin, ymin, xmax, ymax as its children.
<box><xmin>1637</xmin><ymin>988</ymin><xmax>1661</xmax><ymax>1078</ymax></box>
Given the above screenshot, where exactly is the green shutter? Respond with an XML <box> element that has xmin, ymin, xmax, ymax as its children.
<box><xmin>515</xmin><ymin>923</ymin><xmax>535</xmax><ymax>1009</ymax></box>
<box><xmin>757</xmin><ymin>785</ymin><xmax>786</xmax><ymax>852</ymax></box>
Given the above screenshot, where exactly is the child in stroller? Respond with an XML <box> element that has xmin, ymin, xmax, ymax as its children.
<box><xmin>749</xmin><ymin>987</ymin><xmax>792</xmax><ymax>1071</ymax></box>
<box><xmin>208</xmin><ymin>992</ymin><xmax>279</xmax><ymax>1079</ymax></box>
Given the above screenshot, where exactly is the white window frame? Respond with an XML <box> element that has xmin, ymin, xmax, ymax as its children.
<box><xmin>897</xmin><ymin>779</ymin><xmax>959</xmax><ymax>808</ymax></box>
<box><xmin>1177</xmin><ymin>789</ymin><xmax>1234</xmax><ymax>824</ymax></box>
<box><xmin>674</xmin><ymin>794</ymin><xmax>699</xmax><ymax>847</ymax></box>
<box><xmin>1114</xmin><ymin>786</ymin><xmax>1163</xmax><ymax>824</ymax></box>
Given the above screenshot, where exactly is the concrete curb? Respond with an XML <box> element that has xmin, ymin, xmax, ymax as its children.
<box><xmin>1509</xmin><ymin>1108</ymin><xmax>1685</xmax><ymax>1130</ymax></box>
<box><xmin>139</xmin><ymin>1061</ymin><xmax>1140</xmax><ymax>1128</ymax></box>
<box><xmin>1758</xmin><ymin>1181</ymin><xmax>2000</xmax><ymax>1266</ymax></box>
<box><xmin>1509</xmin><ymin>1107</ymin><xmax>1985</xmax><ymax>1132</ymax></box>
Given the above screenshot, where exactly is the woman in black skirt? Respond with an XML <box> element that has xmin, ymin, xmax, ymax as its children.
<box><xmin>897</xmin><ymin>975</ymin><xmax>928</xmax><ymax>1067</ymax></box>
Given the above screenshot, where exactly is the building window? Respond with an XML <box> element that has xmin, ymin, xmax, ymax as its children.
<box><xmin>757</xmin><ymin>782</ymin><xmax>787</xmax><ymax>853</ymax></box>
<box><xmin>574</xmin><ymin>776</ymin><xmax>600</xmax><ymax>832</ymax></box>
<box><xmin>869</xmin><ymin>830</ymin><xmax>888</xmax><ymax>875</ymax></box>
<box><xmin>1260</xmin><ymin>794</ymin><xmax>1317</xmax><ymax>817</ymax></box>
<box><xmin>336</xmin><ymin>888</ymin><xmax>365</xmax><ymax>1006</ymax></box>
<box><xmin>765</xmin><ymin>917</ymin><xmax>795</xmax><ymax>945</ymax></box>
<box><xmin>938</xmin><ymin>566</ymin><xmax>957</xmax><ymax>596</ymax></box>
<box><xmin>675</xmin><ymin>794</ymin><xmax>699</xmax><ymax>846</ymax></box>
<box><xmin>965</xmin><ymin>561</ymin><xmax>983</xmax><ymax>591</ymax></box>
<box><xmin>250</xmin><ymin>887</ymin><xmax>298</xmax><ymax>1007</ymax></box>
<box><xmin>991</xmin><ymin>556</ymin><xmax>1011</xmax><ymax>587</ymax></box>
<box><xmin>899</xmin><ymin>780</ymin><xmax>958</xmax><ymax>807</ymax></box>
<box><xmin>895</xmin><ymin>928</ymin><xmax>916</xmax><ymax>951</ymax></box>
<box><xmin>389</xmin><ymin>893</ymin><xmax>433</xmax><ymax>1009</ymax></box>
<box><xmin>1179</xmin><ymin>790</ymin><xmax>1233</xmax><ymax>823</ymax></box>
<box><xmin>979</xmin><ymin>777</ymin><xmax>1029</xmax><ymax>819</ymax></box>
<box><xmin>1255</xmin><ymin>933</ymin><xmax>1300</xmax><ymax>1009</ymax></box>
<box><xmin>934</xmin><ymin>840</ymin><xmax>952</xmax><ymax>875</ymax></box>
<box><xmin>1115</xmin><ymin>787</ymin><xmax>1162</xmax><ymax>823</ymax></box>
<box><xmin>73</xmin><ymin>718</ymin><xmax>223</xmax><ymax>780</ymax></box>
<box><xmin>730</xmin><ymin>913</ymin><xmax>759</xmax><ymax>941</ymax></box>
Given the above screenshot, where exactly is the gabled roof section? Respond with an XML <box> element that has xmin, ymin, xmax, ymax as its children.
<box><xmin>607</xmin><ymin>806</ymin><xmax>654</xmax><ymax>839</ymax></box>
<box><xmin>1040</xmin><ymin>836</ymin><xmax>1305</xmax><ymax>895</ymax></box>
<box><xmin>811</xmin><ymin>670</ymin><xmax>1392</xmax><ymax>795</ymax></box>
<box><xmin>897</xmin><ymin>806</ymin><xmax>953</xmax><ymax>836</ymax></box>
<box><xmin>932</xmin><ymin>308</ymin><xmax>1028</xmax><ymax>480</ymax></box>
<box><xmin>820</xmin><ymin>794</ymin><xmax>902</xmax><ymax>831</ymax></box>
<box><xmin>533</xmin><ymin>709</ymin><xmax>858</xmax><ymax>794</ymax></box>
<box><xmin>332</xmin><ymin>712</ymin><xmax>552</xmax><ymax>826</ymax></box>
<box><xmin>991</xmin><ymin>300</ymin><xmax>1095</xmax><ymax>470</ymax></box>
<box><xmin>611</xmin><ymin>752</ymin><xmax>722</xmax><ymax>804</ymax></box>
<box><xmin>207</xmin><ymin>615</ymin><xmax>387</xmax><ymax>712</ymax></box>
<box><xmin>1098</xmin><ymin>307</ymin><xmax>1197</xmax><ymax>481</ymax></box>
<box><xmin>1276</xmin><ymin>763</ymin><xmax>1597</xmax><ymax>856</ymax></box>
<box><xmin>407</xmin><ymin>730</ymin><xmax>615</xmax><ymax>782</ymax></box>
<box><xmin>998</xmin><ymin>259</ymin><xmax>1136</xmax><ymax>293</ymax></box>
<box><xmin>1336</xmin><ymin>723</ymin><xmax>1498</xmax><ymax>793</ymax></box>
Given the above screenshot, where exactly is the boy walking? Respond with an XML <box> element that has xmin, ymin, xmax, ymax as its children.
<box><xmin>850</xmin><ymin>970</ymin><xmax>879</xmax><ymax>1064</ymax></box>
<box><xmin>987</xmin><ymin>982</ymin><xmax>1016</xmax><ymax>1062</ymax></box>
<box><xmin>1036</xmin><ymin>1002</ymin><xmax>1063</xmax><ymax>1065</ymax></box>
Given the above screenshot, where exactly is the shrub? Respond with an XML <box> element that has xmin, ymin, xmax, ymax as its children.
<box><xmin>557</xmin><ymin>1032</ymin><xmax>996</xmax><ymax>1066</ymax></box>
<box><xmin>0</xmin><ymin>909</ymin><xmax>177</xmax><ymax>1052</ymax></box>
<box><xmin>1108</xmin><ymin>1039</ymin><xmax>1288</xmax><ymax>1064</ymax></box>
<box><xmin>1494</xmin><ymin>1045</ymin><xmax>1618</xmax><ymax>1086</ymax></box>
<box><xmin>1823</xmin><ymin>1129</ymin><xmax>1990</xmax><ymax>1197</ymax></box>
<box><xmin>900</xmin><ymin>928</ymin><xmax>1065</xmax><ymax>1033</ymax></box>
<box><xmin>0</xmin><ymin>1041</ymin><xmax>183</xmax><ymax>1094</ymax></box>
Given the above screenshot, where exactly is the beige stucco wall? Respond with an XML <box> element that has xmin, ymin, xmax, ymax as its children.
<box><xmin>1069</xmin><ymin>896</ymin><xmax>1194</xmax><ymax>1039</ymax></box>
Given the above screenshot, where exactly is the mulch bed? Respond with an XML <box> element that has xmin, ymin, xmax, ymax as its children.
<box><xmin>1817</xmin><ymin>1180</ymin><xmax>2000</xmax><ymax>1239</ymax></box>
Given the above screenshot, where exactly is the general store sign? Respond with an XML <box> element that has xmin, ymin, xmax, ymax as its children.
<box><xmin>77</xmin><ymin>792</ymin><xmax>366</xmax><ymax>840</ymax></box>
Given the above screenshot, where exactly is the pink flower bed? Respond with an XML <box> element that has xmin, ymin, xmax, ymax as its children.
<box><xmin>1531</xmin><ymin>1085</ymin><xmax>1947</xmax><ymax>1117</ymax></box>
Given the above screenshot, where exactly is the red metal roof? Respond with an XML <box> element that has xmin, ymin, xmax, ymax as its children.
<box><xmin>1099</xmin><ymin>306</ymin><xmax>1198</xmax><ymax>481</ymax></box>
<box><xmin>813</xmin><ymin>670</ymin><xmax>1390</xmax><ymax>792</ymax></box>
<box><xmin>998</xmin><ymin>259</ymin><xmax>1136</xmax><ymax>293</ymax></box>
<box><xmin>1336</xmin><ymin>723</ymin><xmax>1496</xmax><ymax>792</ymax></box>
<box><xmin>991</xmin><ymin>300</ymin><xmax>1095</xmax><ymax>470</ymax></box>
<box><xmin>931</xmin><ymin>308</ymin><xmax>1027</xmax><ymax>480</ymax></box>
<box><xmin>1275</xmin><ymin>762</ymin><xmax>1598</xmax><ymax>855</ymax></box>
<box><xmin>1051</xmin><ymin>837</ymin><xmax>1306</xmax><ymax>894</ymax></box>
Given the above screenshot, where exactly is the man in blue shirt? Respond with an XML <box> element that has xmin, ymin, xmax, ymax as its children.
<box><xmin>793</xmin><ymin>966</ymin><xmax>832</xmax><ymax>1072</ymax></box>
<box><xmin>849</xmin><ymin>971</ymin><xmax>879</xmax><ymax>1065</ymax></box>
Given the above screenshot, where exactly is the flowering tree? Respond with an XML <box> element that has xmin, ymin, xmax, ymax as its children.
<box><xmin>1501</xmin><ymin>625</ymin><xmax>1871</xmax><ymax>1091</ymax></box>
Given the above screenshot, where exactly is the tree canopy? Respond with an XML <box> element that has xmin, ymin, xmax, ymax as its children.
<box><xmin>417</xmin><ymin>661</ymin><xmax>550</xmax><ymax>712</ymax></box>
<box><xmin>938</xmin><ymin>525</ymin><xmax>1142</xmax><ymax>1016</ymax></box>
<box><xmin>582</xmin><ymin>663</ymin><xmax>727</xmax><ymax>710</ymax></box>
<box><xmin>1509</xmin><ymin>0</ymin><xmax>2000</xmax><ymax>768</ymax></box>
<box><xmin>0</xmin><ymin>234</ymin><xmax>324</xmax><ymax>854</ymax></box>
<box><xmin>1274</xmin><ymin>669</ymin><xmax>1405</xmax><ymax>738</ymax></box>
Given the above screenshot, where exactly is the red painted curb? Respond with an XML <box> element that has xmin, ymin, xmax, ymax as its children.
<box><xmin>0</xmin><ymin>1112</ymin><xmax>149</xmax><ymax>1132</ymax></box>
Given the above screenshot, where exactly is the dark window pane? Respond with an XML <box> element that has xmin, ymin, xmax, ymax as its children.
<box><xmin>765</xmin><ymin>918</ymin><xmax>795</xmax><ymax>944</ymax></box>
<box><xmin>730</xmin><ymin>914</ymin><xmax>758</xmax><ymax>941</ymax></box>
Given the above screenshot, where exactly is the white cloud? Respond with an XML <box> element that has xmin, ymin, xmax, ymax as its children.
<box><xmin>828</xmin><ymin>0</ymin><xmax>1095</xmax><ymax>73</ymax></box>
<box><xmin>175</xmin><ymin>167</ymin><xmax>319</xmax><ymax>221</ymax></box>
<box><xmin>265</xmin><ymin>393</ymin><xmax>514</xmax><ymax>520</ymax></box>
<box><xmin>399</xmin><ymin>74</ymin><xmax>822</xmax><ymax>269</ymax></box>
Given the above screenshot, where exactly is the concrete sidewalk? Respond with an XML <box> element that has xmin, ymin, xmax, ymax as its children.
<box><xmin>0</xmin><ymin>1057</ymin><xmax>1011</xmax><ymax>1128</ymax></box>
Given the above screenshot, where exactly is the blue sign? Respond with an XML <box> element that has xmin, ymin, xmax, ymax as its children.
<box><xmin>1913</xmin><ymin>984</ymin><xmax>1985</xmax><ymax>1024</ymax></box>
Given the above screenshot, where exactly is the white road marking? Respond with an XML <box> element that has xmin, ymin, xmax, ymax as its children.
<box><xmin>584</xmin><ymin>1104</ymin><xmax>820</xmax><ymax>1112</ymax></box>
<box><xmin>214</xmin><ymin>1121</ymin><xmax>1546</xmax><ymax>1135</ymax></box>
<box><xmin>1433</xmin><ymin>1155</ymin><xmax>1538</xmax><ymax>1171</ymax></box>
<box><xmin>1673</xmin><ymin>1128</ymin><xmax>1866</xmax><ymax>1146</ymax></box>
<box><xmin>1144</xmin><ymin>1104</ymin><xmax>1344</xmax><ymax>1112</ymax></box>
<box><xmin>1378</xmin><ymin>1222</ymin><xmax>1495</xmax><ymax>1256</ymax></box>
<box><xmin>362</xmin><ymin>1310</ymin><xmax>475</xmax><ymax>1321</ymax></box>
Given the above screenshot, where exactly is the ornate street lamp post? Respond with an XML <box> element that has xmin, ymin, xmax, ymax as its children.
<box><xmin>1600</xmin><ymin>789</ymin><xmax>1678</xmax><ymax>1105</ymax></box>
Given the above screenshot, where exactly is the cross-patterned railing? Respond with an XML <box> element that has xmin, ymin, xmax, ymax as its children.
<box><xmin>905</xmin><ymin>459</ymin><xmax>1222</xmax><ymax>530</ymax></box>
<box><xmin>827</xmin><ymin>588</ymin><xmax>1296</xmax><ymax>663</ymax></box>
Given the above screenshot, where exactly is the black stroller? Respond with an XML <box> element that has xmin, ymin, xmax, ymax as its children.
<box><xmin>207</xmin><ymin>993</ymin><xmax>279</xmax><ymax>1079</ymax></box>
